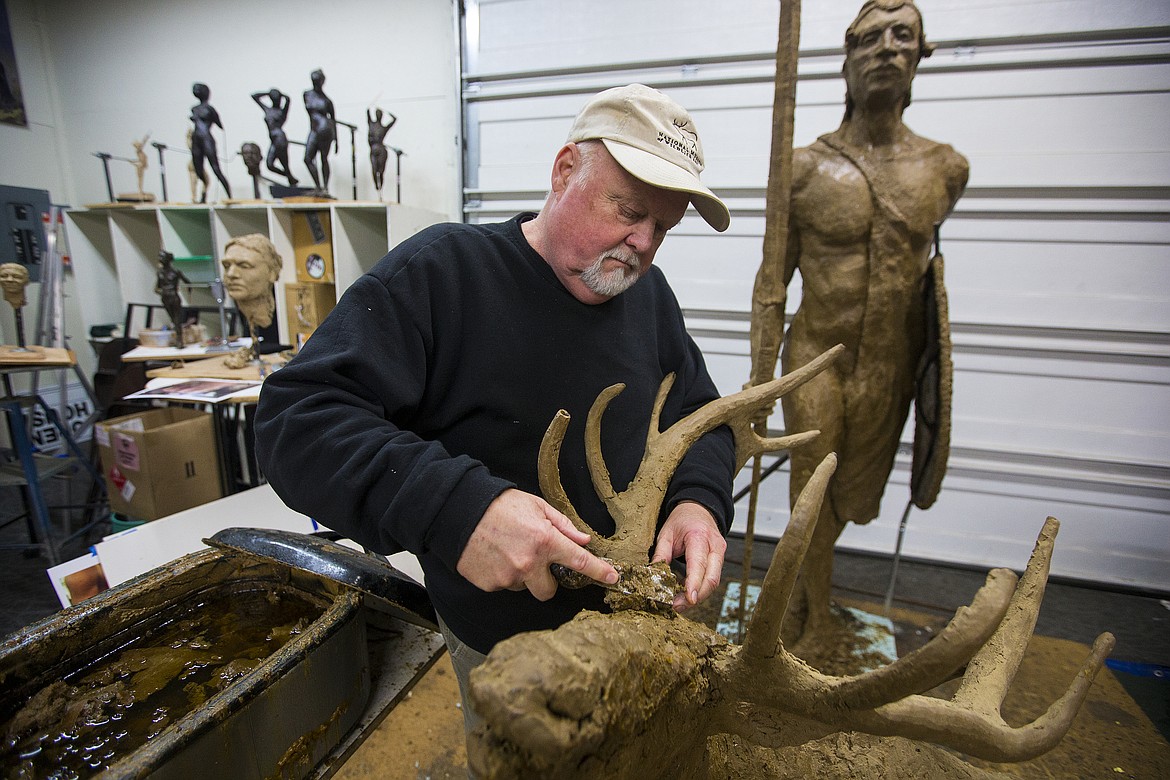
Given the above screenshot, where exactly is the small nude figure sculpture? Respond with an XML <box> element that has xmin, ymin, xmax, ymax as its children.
<box><xmin>155</xmin><ymin>250</ymin><xmax>191</xmax><ymax>347</ymax></box>
<box><xmin>746</xmin><ymin>0</ymin><xmax>969</xmax><ymax>645</ymax></box>
<box><xmin>303</xmin><ymin>70</ymin><xmax>337</xmax><ymax>192</ymax></box>
<box><xmin>190</xmin><ymin>82</ymin><xmax>233</xmax><ymax>202</ymax></box>
<box><xmin>367</xmin><ymin>107</ymin><xmax>396</xmax><ymax>196</ymax></box>
<box><xmin>132</xmin><ymin>133</ymin><xmax>150</xmax><ymax>199</ymax></box>
<box><xmin>220</xmin><ymin>233</ymin><xmax>282</xmax><ymax>368</ymax></box>
<box><xmin>252</xmin><ymin>88</ymin><xmax>299</xmax><ymax>187</ymax></box>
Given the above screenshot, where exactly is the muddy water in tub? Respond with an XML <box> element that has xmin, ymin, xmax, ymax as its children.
<box><xmin>1</xmin><ymin>586</ymin><xmax>325</xmax><ymax>778</ymax></box>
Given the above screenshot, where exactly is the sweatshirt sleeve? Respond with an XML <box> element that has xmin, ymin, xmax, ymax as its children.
<box><xmin>657</xmin><ymin>289</ymin><xmax>737</xmax><ymax>535</ymax></box>
<box><xmin>253</xmin><ymin>269</ymin><xmax>512</xmax><ymax>571</ymax></box>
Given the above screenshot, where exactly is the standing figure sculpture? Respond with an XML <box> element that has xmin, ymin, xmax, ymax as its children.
<box><xmin>190</xmin><ymin>83</ymin><xmax>232</xmax><ymax>202</ymax></box>
<box><xmin>155</xmin><ymin>250</ymin><xmax>191</xmax><ymax>347</ymax></box>
<box><xmin>746</xmin><ymin>0</ymin><xmax>969</xmax><ymax>646</ymax></box>
<box><xmin>252</xmin><ymin>88</ymin><xmax>299</xmax><ymax>187</ymax></box>
<box><xmin>131</xmin><ymin>133</ymin><xmax>150</xmax><ymax>200</ymax></box>
<box><xmin>302</xmin><ymin>70</ymin><xmax>337</xmax><ymax>193</ymax></box>
<box><xmin>220</xmin><ymin>233</ymin><xmax>282</xmax><ymax>369</ymax></box>
<box><xmin>0</xmin><ymin>263</ymin><xmax>31</xmax><ymax>349</ymax></box>
<box><xmin>367</xmin><ymin>107</ymin><xmax>396</xmax><ymax>197</ymax></box>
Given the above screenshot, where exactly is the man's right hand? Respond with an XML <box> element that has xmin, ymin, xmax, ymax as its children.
<box><xmin>456</xmin><ymin>488</ymin><xmax>619</xmax><ymax>600</ymax></box>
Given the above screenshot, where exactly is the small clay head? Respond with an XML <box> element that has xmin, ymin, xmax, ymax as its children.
<box><xmin>241</xmin><ymin>143</ymin><xmax>262</xmax><ymax>175</ymax></box>
<box><xmin>269</xmin><ymin>88</ymin><xmax>281</xmax><ymax>102</ymax></box>
<box><xmin>311</xmin><ymin>69</ymin><xmax>325</xmax><ymax>89</ymax></box>
<box><xmin>0</xmin><ymin>263</ymin><xmax>30</xmax><ymax>308</ymax></box>
<box><xmin>193</xmin><ymin>82</ymin><xmax>210</xmax><ymax>101</ymax></box>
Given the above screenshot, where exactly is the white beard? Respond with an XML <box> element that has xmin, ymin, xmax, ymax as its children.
<box><xmin>580</xmin><ymin>246</ymin><xmax>642</xmax><ymax>298</ymax></box>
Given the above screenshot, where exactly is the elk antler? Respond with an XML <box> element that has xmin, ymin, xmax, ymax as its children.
<box><xmin>721</xmin><ymin>453</ymin><xmax>1117</xmax><ymax>762</ymax></box>
<box><xmin>537</xmin><ymin>345</ymin><xmax>843</xmax><ymax>564</ymax></box>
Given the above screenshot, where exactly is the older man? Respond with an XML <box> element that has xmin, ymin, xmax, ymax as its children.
<box><xmin>748</xmin><ymin>0</ymin><xmax>969</xmax><ymax>642</ymax></box>
<box><xmin>255</xmin><ymin>84</ymin><xmax>735</xmax><ymax>727</ymax></box>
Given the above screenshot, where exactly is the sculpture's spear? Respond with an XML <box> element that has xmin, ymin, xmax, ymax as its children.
<box><xmin>740</xmin><ymin>0</ymin><xmax>802</xmax><ymax>641</ymax></box>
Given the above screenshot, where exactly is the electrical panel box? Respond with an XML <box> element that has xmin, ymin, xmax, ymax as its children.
<box><xmin>0</xmin><ymin>185</ymin><xmax>51</xmax><ymax>282</ymax></box>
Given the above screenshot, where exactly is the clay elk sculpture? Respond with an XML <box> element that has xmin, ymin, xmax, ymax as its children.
<box><xmin>468</xmin><ymin>345</ymin><xmax>1115</xmax><ymax>779</ymax></box>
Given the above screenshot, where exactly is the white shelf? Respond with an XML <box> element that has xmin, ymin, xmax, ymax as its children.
<box><xmin>67</xmin><ymin>202</ymin><xmax>445</xmax><ymax>345</ymax></box>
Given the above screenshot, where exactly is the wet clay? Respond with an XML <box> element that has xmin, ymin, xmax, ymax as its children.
<box><xmin>1</xmin><ymin>586</ymin><xmax>321</xmax><ymax>778</ymax></box>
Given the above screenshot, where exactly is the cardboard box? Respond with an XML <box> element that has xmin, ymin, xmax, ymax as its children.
<box><xmin>292</xmin><ymin>210</ymin><xmax>334</xmax><ymax>283</ymax></box>
<box><xmin>95</xmin><ymin>407</ymin><xmax>223</xmax><ymax>521</ymax></box>
<box><xmin>285</xmin><ymin>282</ymin><xmax>337</xmax><ymax>346</ymax></box>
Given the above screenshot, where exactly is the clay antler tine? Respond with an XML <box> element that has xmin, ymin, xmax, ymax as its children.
<box><xmin>537</xmin><ymin>408</ymin><xmax>595</xmax><ymax>538</ymax></box>
<box><xmin>741</xmin><ymin>452</ymin><xmax>838</xmax><ymax>661</ymax></box>
<box><xmin>810</xmin><ymin>567</ymin><xmax>1017</xmax><ymax>712</ymax></box>
<box><xmin>730</xmin><ymin>428</ymin><xmax>821</xmax><ymax>472</ymax></box>
<box><xmin>953</xmin><ymin>516</ymin><xmax>1058</xmax><ymax>711</ymax></box>
<box><xmin>583</xmin><ymin>382</ymin><xmax>626</xmax><ymax>508</ymax></box>
<box><xmin>844</xmin><ymin>629</ymin><xmax>1116</xmax><ymax>761</ymax></box>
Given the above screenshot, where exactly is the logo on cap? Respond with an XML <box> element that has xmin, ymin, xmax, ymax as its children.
<box><xmin>657</xmin><ymin>120</ymin><xmax>702</xmax><ymax>168</ymax></box>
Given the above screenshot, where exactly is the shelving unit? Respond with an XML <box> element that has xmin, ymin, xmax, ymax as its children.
<box><xmin>67</xmin><ymin>202</ymin><xmax>445</xmax><ymax>347</ymax></box>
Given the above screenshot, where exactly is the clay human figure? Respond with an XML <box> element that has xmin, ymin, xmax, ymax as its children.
<box><xmin>252</xmin><ymin>88</ymin><xmax>299</xmax><ymax>187</ymax></box>
<box><xmin>155</xmin><ymin>250</ymin><xmax>191</xmax><ymax>347</ymax></box>
<box><xmin>367</xmin><ymin>107</ymin><xmax>396</xmax><ymax>196</ymax></box>
<box><xmin>746</xmin><ymin>0</ymin><xmax>969</xmax><ymax>645</ymax></box>
<box><xmin>190</xmin><ymin>82</ymin><xmax>233</xmax><ymax>202</ymax></box>
<box><xmin>302</xmin><ymin>70</ymin><xmax>337</xmax><ymax>192</ymax></box>
<box><xmin>132</xmin><ymin>133</ymin><xmax>150</xmax><ymax>199</ymax></box>
<box><xmin>220</xmin><ymin>233</ymin><xmax>282</xmax><ymax>368</ymax></box>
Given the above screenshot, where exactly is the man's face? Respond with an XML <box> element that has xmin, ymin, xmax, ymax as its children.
<box><xmin>221</xmin><ymin>245</ymin><xmax>275</xmax><ymax>303</ymax></box>
<box><xmin>544</xmin><ymin>144</ymin><xmax>688</xmax><ymax>305</ymax></box>
<box><xmin>843</xmin><ymin>5</ymin><xmax>922</xmax><ymax>112</ymax></box>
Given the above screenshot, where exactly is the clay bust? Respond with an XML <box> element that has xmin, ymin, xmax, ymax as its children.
<box><xmin>747</xmin><ymin>0</ymin><xmax>969</xmax><ymax>646</ymax></box>
<box><xmin>0</xmin><ymin>263</ymin><xmax>30</xmax><ymax>309</ymax></box>
<box><xmin>220</xmin><ymin>234</ymin><xmax>281</xmax><ymax>367</ymax></box>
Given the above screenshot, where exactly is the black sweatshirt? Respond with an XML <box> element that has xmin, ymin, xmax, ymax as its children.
<box><xmin>254</xmin><ymin>214</ymin><xmax>735</xmax><ymax>653</ymax></box>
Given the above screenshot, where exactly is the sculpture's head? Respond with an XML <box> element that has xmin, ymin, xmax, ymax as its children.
<box><xmin>241</xmin><ymin>143</ymin><xmax>262</xmax><ymax>175</ymax></box>
<box><xmin>842</xmin><ymin>0</ymin><xmax>932</xmax><ymax>119</ymax></box>
<box><xmin>310</xmin><ymin>69</ymin><xmax>325</xmax><ymax>90</ymax></box>
<box><xmin>192</xmin><ymin>82</ymin><xmax>210</xmax><ymax>102</ymax></box>
<box><xmin>0</xmin><ymin>263</ymin><xmax>30</xmax><ymax>309</ymax></box>
<box><xmin>221</xmin><ymin>234</ymin><xmax>282</xmax><ymax>327</ymax></box>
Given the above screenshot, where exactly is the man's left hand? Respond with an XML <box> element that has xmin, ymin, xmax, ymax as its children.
<box><xmin>651</xmin><ymin>501</ymin><xmax>726</xmax><ymax>612</ymax></box>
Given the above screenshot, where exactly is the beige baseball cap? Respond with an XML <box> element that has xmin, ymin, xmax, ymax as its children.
<box><xmin>567</xmin><ymin>84</ymin><xmax>730</xmax><ymax>232</ymax></box>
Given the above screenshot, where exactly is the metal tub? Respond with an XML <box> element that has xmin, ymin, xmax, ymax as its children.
<box><xmin>0</xmin><ymin>547</ymin><xmax>370</xmax><ymax>779</ymax></box>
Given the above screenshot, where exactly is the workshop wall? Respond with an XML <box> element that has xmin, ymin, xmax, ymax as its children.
<box><xmin>461</xmin><ymin>0</ymin><xmax>1170</xmax><ymax>592</ymax></box>
<box><xmin>0</xmin><ymin>0</ymin><xmax>462</xmax><ymax>373</ymax></box>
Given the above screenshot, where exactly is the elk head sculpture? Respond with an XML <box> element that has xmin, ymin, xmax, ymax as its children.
<box><xmin>469</xmin><ymin>345</ymin><xmax>1116</xmax><ymax>779</ymax></box>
